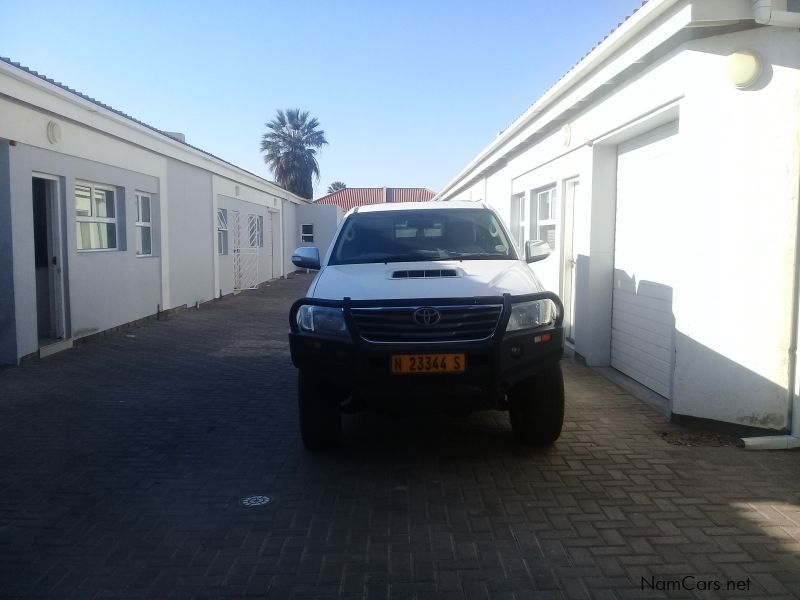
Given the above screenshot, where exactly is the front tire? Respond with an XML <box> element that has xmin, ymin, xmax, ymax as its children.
<box><xmin>298</xmin><ymin>371</ymin><xmax>342</xmax><ymax>451</ymax></box>
<box><xmin>509</xmin><ymin>364</ymin><xmax>565</xmax><ymax>445</ymax></box>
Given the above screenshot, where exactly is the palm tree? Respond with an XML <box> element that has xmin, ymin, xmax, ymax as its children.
<box><xmin>327</xmin><ymin>181</ymin><xmax>346</xmax><ymax>194</ymax></box>
<box><xmin>260</xmin><ymin>109</ymin><xmax>328</xmax><ymax>199</ymax></box>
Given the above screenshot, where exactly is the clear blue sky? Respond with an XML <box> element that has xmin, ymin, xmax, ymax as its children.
<box><xmin>2</xmin><ymin>0</ymin><xmax>643</xmax><ymax>197</ymax></box>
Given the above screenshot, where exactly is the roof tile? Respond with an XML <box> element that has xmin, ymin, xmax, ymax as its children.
<box><xmin>315</xmin><ymin>187</ymin><xmax>435</xmax><ymax>211</ymax></box>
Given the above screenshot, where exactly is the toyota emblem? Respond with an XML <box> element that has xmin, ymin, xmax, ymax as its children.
<box><xmin>413</xmin><ymin>307</ymin><xmax>441</xmax><ymax>326</ymax></box>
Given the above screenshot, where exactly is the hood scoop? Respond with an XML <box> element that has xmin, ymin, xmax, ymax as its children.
<box><xmin>392</xmin><ymin>269</ymin><xmax>459</xmax><ymax>279</ymax></box>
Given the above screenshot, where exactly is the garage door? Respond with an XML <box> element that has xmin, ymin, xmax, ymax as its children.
<box><xmin>611</xmin><ymin>121</ymin><xmax>678</xmax><ymax>399</ymax></box>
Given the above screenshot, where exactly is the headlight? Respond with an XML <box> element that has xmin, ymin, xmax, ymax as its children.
<box><xmin>505</xmin><ymin>299</ymin><xmax>555</xmax><ymax>332</ymax></box>
<box><xmin>297</xmin><ymin>305</ymin><xmax>349</xmax><ymax>337</ymax></box>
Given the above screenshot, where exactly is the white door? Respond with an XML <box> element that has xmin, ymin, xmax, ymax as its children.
<box><xmin>232</xmin><ymin>210</ymin><xmax>242</xmax><ymax>290</ymax></box>
<box><xmin>562</xmin><ymin>179</ymin><xmax>579</xmax><ymax>342</ymax></box>
<box><xmin>270</xmin><ymin>211</ymin><xmax>281</xmax><ymax>279</ymax></box>
<box><xmin>264</xmin><ymin>212</ymin><xmax>276</xmax><ymax>280</ymax></box>
<box><xmin>262</xmin><ymin>213</ymin><xmax>273</xmax><ymax>280</ymax></box>
<box><xmin>232</xmin><ymin>211</ymin><xmax>259</xmax><ymax>290</ymax></box>
<box><xmin>32</xmin><ymin>175</ymin><xmax>67</xmax><ymax>343</ymax></box>
<box><xmin>611</xmin><ymin>121</ymin><xmax>679</xmax><ymax>399</ymax></box>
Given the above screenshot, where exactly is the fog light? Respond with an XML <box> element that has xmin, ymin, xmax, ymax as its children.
<box><xmin>510</xmin><ymin>343</ymin><xmax>523</xmax><ymax>359</ymax></box>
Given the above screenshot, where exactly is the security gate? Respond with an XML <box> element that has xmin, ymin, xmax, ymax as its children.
<box><xmin>232</xmin><ymin>211</ymin><xmax>259</xmax><ymax>290</ymax></box>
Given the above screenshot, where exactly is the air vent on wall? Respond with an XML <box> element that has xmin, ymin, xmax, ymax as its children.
<box><xmin>392</xmin><ymin>269</ymin><xmax>458</xmax><ymax>279</ymax></box>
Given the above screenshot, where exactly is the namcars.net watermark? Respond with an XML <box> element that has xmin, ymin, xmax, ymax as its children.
<box><xmin>642</xmin><ymin>576</ymin><xmax>752</xmax><ymax>592</ymax></box>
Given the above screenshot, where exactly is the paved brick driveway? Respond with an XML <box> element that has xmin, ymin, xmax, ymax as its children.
<box><xmin>1</xmin><ymin>273</ymin><xmax>798</xmax><ymax>600</ymax></box>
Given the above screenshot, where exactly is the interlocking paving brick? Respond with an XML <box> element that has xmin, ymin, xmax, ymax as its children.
<box><xmin>0</xmin><ymin>272</ymin><xmax>799</xmax><ymax>599</ymax></box>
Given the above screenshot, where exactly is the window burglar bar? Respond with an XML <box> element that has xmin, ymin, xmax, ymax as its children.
<box><xmin>217</xmin><ymin>208</ymin><xmax>228</xmax><ymax>255</ymax></box>
<box><xmin>232</xmin><ymin>211</ymin><xmax>259</xmax><ymax>290</ymax></box>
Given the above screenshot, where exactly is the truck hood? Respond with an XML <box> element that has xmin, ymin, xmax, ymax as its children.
<box><xmin>308</xmin><ymin>260</ymin><xmax>545</xmax><ymax>300</ymax></box>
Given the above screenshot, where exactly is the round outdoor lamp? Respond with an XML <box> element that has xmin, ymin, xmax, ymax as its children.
<box><xmin>726</xmin><ymin>50</ymin><xmax>762</xmax><ymax>90</ymax></box>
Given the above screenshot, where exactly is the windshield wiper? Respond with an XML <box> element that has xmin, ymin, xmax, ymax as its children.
<box><xmin>444</xmin><ymin>252</ymin><xmax>498</xmax><ymax>261</ymax></box>
<box><xmin>381</xmin><ymin>255</ymin><xmax>428</xmax><ymax>264</ymax></box>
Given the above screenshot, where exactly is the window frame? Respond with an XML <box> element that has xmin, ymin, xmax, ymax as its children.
<box><xmin>532</xmin><ymin>185</ymin><xmax>558</xmax><ymax>251</ymax></box>
<box><xmin>217</xmin><ymin>208</ymin><xmax>229</xmax><ymax>255</ymax></box>
<box><xmin>135</xmin><ymin>193</ymin><xmax>153</xmax><ymax>257</ymax></box>
<box><xmin>300</xmin><ymin>223</ymin><xmax>314</xmax><ymax>243</ymax></box>
<box><xmin>75</xmin><ymin>181</ymin><xmax>119</xmax><ymax>252</ymax></box>
<box><xmin>510</xmin><ymin>192</ymin><xmax>528</xmax><ymax>247</ymax></box>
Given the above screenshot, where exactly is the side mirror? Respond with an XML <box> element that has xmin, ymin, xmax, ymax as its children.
<box><xmin>292</xmin><ymin>246</ymin><xmax>321</xmax><ymax>270</ymax></box>
<box><xmin>525</xmin><ymin>240</ymin><xmax>550</xmax><ymax>263</ymax></box>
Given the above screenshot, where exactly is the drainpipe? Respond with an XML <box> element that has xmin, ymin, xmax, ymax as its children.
<box><xmin>740</xmin><ymin>204</ymin><xmax>800</xmax><ymax>448</ymax></box>
<box><xmin>741</xmin><ymin>231</ymin><xmax>800</xmax><ymax>449</ymax></box>
<box><xmin>741</xmin><ymin>6</ymin><xmax>800</xmax><ymax>448</ymax></box>
<box><xmin>740</xmin><ymin>191</ymin><xmax>800</xmax><ymax>451</ymax></box>
<box><xmin>753</xmin><ymin>0</ymin><xmax>800</xmax><ymax>27</ymax></box>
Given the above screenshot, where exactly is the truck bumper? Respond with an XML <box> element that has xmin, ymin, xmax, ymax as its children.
<box><xmin>289</xmin><ymin>327</ymin><xmax>564</xmax><ymax>413</ymax></box>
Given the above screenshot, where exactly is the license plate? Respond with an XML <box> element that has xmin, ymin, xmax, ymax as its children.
<box><xmin>391</xmin><ymin>353</ymin><xmax>466</xmax><ymax>374</ymax></box>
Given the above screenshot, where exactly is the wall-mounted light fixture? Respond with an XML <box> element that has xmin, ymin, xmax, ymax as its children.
<box><xmin>726</xmin><ymin>50</ymin><xmax>762</xmax><ymax>90</ymax></box>
<box><xmin>46</xmin><ymin>121</ymin><xmax>62</xmax><ymax>144</ymax></box>
<box><xmin>561</xmin><ymin>123</ymin><xmax>572</xmax><ymax>147</ymax></box>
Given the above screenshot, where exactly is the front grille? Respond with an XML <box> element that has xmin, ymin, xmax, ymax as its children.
<box><xmin>350</xmin><ymin>305</ymin><xmax>503</xmax><ymax>343</ymax></box>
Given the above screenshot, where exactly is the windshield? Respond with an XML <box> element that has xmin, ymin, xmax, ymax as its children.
<box><xmin>328</xmin><ymin>208</ymin><xmax>517</xmax><ymax>265</ymax></box>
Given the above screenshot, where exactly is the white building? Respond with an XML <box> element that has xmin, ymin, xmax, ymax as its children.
<box><xmin>0</xmin><ymin>57</ymin><xmax>336</xmax><ymax>365</ymax></box>
<box><xmin>435</xmin><ymin>0</ymin><xmax>800</xmax><ymax>441</ymax></box>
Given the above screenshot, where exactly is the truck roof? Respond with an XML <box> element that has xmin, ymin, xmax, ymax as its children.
<box><xmin>351</xmin><ymin>200</ymin><xmax>486</xmax><ymax>215</ymax></box>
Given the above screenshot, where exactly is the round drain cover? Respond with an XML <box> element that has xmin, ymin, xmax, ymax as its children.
<box><xmin>239</xmin><ymin>495</ymin><xmax>273</xmax><ymax>507</ymax></box>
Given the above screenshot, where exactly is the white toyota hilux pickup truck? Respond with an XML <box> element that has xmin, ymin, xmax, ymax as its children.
<box><xmin>289</xmin><ymin>201</ymin><xmax>564</xmax><ymax>451</ymax></box>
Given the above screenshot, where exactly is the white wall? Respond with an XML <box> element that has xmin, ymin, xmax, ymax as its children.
<box><xmin>215</xmin><ymin>195</ymin><xmax>279</xmax><ymax>296</ymax></box>
<box><xmin>0</xmin><ymin>141</ymin><xmax>15</xmax><ymax>364</ymax></box>
<box><xmin>451</xmin><ymin>180</ymin><xmax>487</xmax><ymax>204</ymax></box>
<box><xmin>669</xmin><ymin>28</ymin><xmax>800</xmax><ymax>429</ymax></box>
<box><xmin>282</xmin><ymin>201</ymin><xmax>298</xmax><ymax>275</ymax></box>
<box><xmin>0</xmin><ymin>63</ymin><xmax>308</xmax><ymax>363</ymax></box>
<box><xmin>440</xmin><ymin>25</ymin><xmax>800</xmax><ymax>430</ymax></box>
<box><xmin>212</xmin><ymin>174</ymin><xmax>284</xmax><ymax>296</ymax></box>
<box><xmin>295</xmin><ymin>204</ymin><xmax>343</xmax><ymax>265</ymax></box>
<box><xmin>168</xmin><ymin>160</ymin><xmax>214</xmax><ymax>307</ymax></box>
<box><xmin>8</xmin><ymin>144</ymin><xmax>162</xmax><ymax>356</ymax></box>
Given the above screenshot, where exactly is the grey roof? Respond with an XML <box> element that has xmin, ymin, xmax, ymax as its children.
<box><xmin>499</xmin><ymin>1</ymin><xmax>648</xmax><ymax>135</ymax></box>
<box><xmin>0</xmin><ymin>56</ymin><xmax>284</xmax><ymax>191</ymax></box>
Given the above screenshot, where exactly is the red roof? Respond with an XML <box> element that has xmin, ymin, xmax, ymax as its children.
<box><xmin>315</xmin><ymin>187</ymin><xmax>435</xmax><ymax>212</ymax></box>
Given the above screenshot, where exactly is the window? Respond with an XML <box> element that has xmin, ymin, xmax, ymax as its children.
<box><xmin>75</xmin><ymin>183</ymin><xmax>117</xmax><ymax>250</ymax></box>
<box><xmin>300</xmin><ymin>224</ymin><xmax>314</xmax><ymax>243</ymax></box>
<box><xmin>135</xmin><ymin>194</ymin><xmax>153</xmax><ymax>256</ymax></box>
<box><xmin>329</xmin><ymin>209</ymin><xmax>515</xmax><ymax>265</ymax></box>
<box><xmin>217</xmin><ymin>208</ymin><xmax>228</xmax><ymax>255</ymax></box>
<box><xmin>533</xmin><ymin>186</ymin><xmax>558</xmax><ymax>251</ymax></box>
<box><xmin>249</xmin><ymin>214</ymin><xmax>264</xmax><ymax>248</ymax></box>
